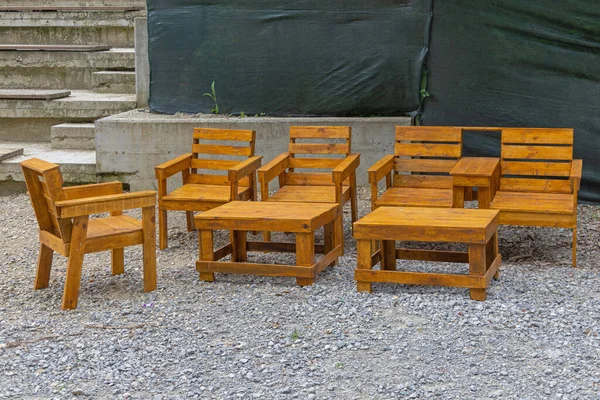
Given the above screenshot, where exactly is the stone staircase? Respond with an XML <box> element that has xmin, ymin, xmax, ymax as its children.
<box><xmin>0</xmin><ymin>0</ymin><xmax>144</xmax><ymax>186</ymax></box>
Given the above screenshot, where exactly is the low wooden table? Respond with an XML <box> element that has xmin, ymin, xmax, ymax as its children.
<box><xmin>354</xmin><ymin>207</ymin><xmax>501</xmax><ymax>300</ymax></box>
<box><xmin>195</xmin><ymin>201</ymin><xmax>343</xmax><ymax>286</ymax></box>
<box><xmin>450</xmin><ymin>157</ymin><xmax>500</xmax><ymax>208</ymax></box>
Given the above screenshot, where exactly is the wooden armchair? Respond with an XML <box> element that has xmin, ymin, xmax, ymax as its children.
<box><xmin>257</xmin><ymin>126</ymin><xmax>360</xmax><ymax>240</ymax></box>
<box><xmin>21</xmin><ymin>158</ymin><xmax>157</xmax><ymax>310</ymax></box>
<box><xmin>155</xmin><ymin>128</ymin><xmax>262</xmax><ymax>249</ymax></box>
<box><xmin>490</xmin><ymin>128</ymin><xmax>581</xmax><ymax>266</ymax></box>
<box><xmin>369</xmin><ymin>126</ymin><xmax>463</xmax><ymax>210</ymax></box>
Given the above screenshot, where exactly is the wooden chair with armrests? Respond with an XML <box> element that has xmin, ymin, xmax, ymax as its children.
<box><xmin>155</xmin><ymin>128</ymin><xmax>262</xmax><ymax>250</ymax></box>
<box><xmin>368</xmin><ymin>126</ymin><xmax>463</xmax><ymax>210</ymax></box>
<box><xmin>21</xmin><ymin>158</ymin><xmax>157</xmax><ymax>310</ymax></box>
<box><xmin>490</xmin><ymin>128</ymin><xmax>582</xmax><ymax>267</ymax></box>
<box><xmin>257</xmin><ymin>126</ymin><xmax>360</xmax><ymax>242</ymax></box>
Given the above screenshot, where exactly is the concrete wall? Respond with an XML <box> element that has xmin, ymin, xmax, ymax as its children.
<box><xmin>134</xmin><ymin>17</ymin><xmax>149</xmax><ymax>108</ymax></box>
<box><xmin>95</xmin><ymin>110</ymin><xmax>412</xmax><ymax>191</ymax></box>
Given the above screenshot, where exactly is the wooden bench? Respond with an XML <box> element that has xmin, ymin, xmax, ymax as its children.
<box><xmin>258</xmin><ymin>126</ymin><xmax>360</xmax><ymax>242</ymax></box>
<box><xmin>195</xmin><ymin>201</ymin><xmax>342</xmax><ymax>286</ymax></box>
<box><xmin>21</xmin><ymin>158</ymin><xmax>157</xmax><ymax>310</ymax></box>
<box><xmin>368</xmin><ymin>126</ymin><xmax>463</xmax><ymax>210</ymax></box>
<box><xmin>489</xmin><ymin>128</ymin><xmax>581</xmax><ymax>266</ymax></box>
<box><xmin>155</xmin><ymin>128</ymin><xmax>261</xmax><ymax>250</ymax></box>
<box><xmin>354</xmin><ymin>207</ymin><xmax>501</xmax><ymax>300</ymax></box>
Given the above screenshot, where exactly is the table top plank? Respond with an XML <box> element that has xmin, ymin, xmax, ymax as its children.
<box><xmin>450</xmin><ymin>157</ymin><xmax>500</xmax><ymax>177</ymax></box>
<box><xmin>354</xmin><ymin>207</ymin><xmax>499</xmax><ymax>244</ymax></box>
<box><xmin>195</xmin><ymin>201</ymin><xmax>339</xmax><ymax>232</ymax></box>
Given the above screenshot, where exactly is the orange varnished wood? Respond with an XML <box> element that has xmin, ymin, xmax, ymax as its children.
<box><xmin>155</xmin><ymin>128</ymin><xmax>260</xmax><ymax>249</ymax></box>
<box><xmin>374</xmin><ymin>187</ymin><xmax>453</xmax><ymax>208</ymax></box>
<box><xmin>21</xmin><ymin>158</ymin><xmax>157</xmax><ymax>310</ymax></box>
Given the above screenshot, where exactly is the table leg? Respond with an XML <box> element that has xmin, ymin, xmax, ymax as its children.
<box><xmin>478</xmin><ymin>187</ymin><xmax>491</xmax><ymax>209</ymax></box>
<box><xmin>296</xmin><ymin>232</ymin><xmax>315</xmax><ymax>286</ymax></box>
<box><xmin>198</xmin><ymin>229</ymin><xmax>215</xmax><ymax>282</ymax></box>
<box><xmin>356</xmin><ymin>239</ymin><xmax>373</xmax><ymax>293</ymax></box>
<box><xmin>469</xmin><ymin>243</ymin><xmax>486</xmax><ymax>300</ymax></box>
<box><xmin>324</xmin><ymin>220</ymin><xmax>336</xmax><ymax>267</ymax></box>
<box><xmin>453</xmin><ymin>186</ymin><xmax>465</xmax><ymax>208</ymax></box>
<box><xmin>381</xmin><ymin>240</ymin><xmax>396</xmax><ymax>271</ymax></box>
<box><xmin>231</xmin><ymin>230</ymin><xmax>247</xmax><ymax>262</ymax></box>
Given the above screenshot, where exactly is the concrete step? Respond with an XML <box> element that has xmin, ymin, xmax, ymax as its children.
<box><xmin>0</xmin><ymin>48</ymin><xmax>134</xmax><ymax>90</ymax></box>
<box><xmin>0</xmin><ymin>90</ymin><xmax>136</xmax><ymax>142</ymax></box>
<box><xmin>0</xmin><ymin>9</ymin><xmax>143</xmax><ymax>47</ymax></box>
<box><xmin>92</xmin><ymin>70</ymin><xmax>135</xmax><ymax>94</ymax></box>
<box><xmin>0</xmin><ymin>1</ymin><xmax>145</xmax><ymax>7</ymax></box>
<box><xmin>51</xmin><ymin>122</ymin><xmax>96</xmax><ymax>150</ymax></box>
<box><xmin>0</xmin><ymin>141</ymin><xmax>97</xmax><ymax>185</ymax></box>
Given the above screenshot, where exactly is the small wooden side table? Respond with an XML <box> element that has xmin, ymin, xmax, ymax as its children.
<box><xmin>450</xmin><ymin>157</ymin><xmax>500</xmax><ymax>208</ymax></box>
<box><xmin>195</xmin><ymin>201</ymin><xmax>343</xmax><ymax>286</ymax></box>
<box><xmin>354</xmin><ymin>207</ymin><xmax>501</xmax><ymax>300</ymax></box>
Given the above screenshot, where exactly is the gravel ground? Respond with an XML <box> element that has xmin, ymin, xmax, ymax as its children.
<box><xmin>1</xmin><ymin>188</ymin><xmax>600</xmax><ymax>399</ymax></box>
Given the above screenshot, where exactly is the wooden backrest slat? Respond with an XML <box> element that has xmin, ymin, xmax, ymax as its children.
<box><xmin>288</xmin><ymin>158</ymin><xmax>342</xmax><ymax>169</ymax></box>
<box><xmin>192</xmin><ymin>144</ymin><xmax>252</xmax><ymax>157</ymax></box>
<box><xmin>190</xmin><ymin>159</ymin><xmax>240</xmax><ymax>171</ymax></box>
<box><xmin>393</xmin><ymin>175</ymin><xmax>454</xmax><ymax>189</ymax></box>
<box><xmin>396</xmin><ymin>126</ymin><xmax>462</xmax><ymax>142</ymax></box>
<box><xmin>285</xmin><ymin>172</ymin><xmax>334</xmax><ymax>186</ymax></box>
<box><xmin>500</xmin><ymin>178</ymin><xmax>572</xmax><ymax>193</ymax></box>
<box><xmin>193</xmin><ymin>128</ymin><xmax>255</xmax><ymax>142</ymax></box>
<box><xmin>188</xmin><ymin>173</ymin><xmax>250</xmax><ymax>186</ymax></box>
<box><xmin>288</xmin><ymin>143</ymin><xmax>349</xmax><ymax>155</ymax></box>
<box><xmin>394</xmin><ymin>159</ymin><xmax>458</xmax><ymax>173</ymax></box>
<box><xmin>289</xmin><ymin>126</ymin><xmax>351</xmax><ymax>139</ymax></box>
<box><xmin>394</xmin><ymin>143</ymin><xmax>461</xmax><ymax>158</ymax></box>
<box><xmin>501</xmin><ymin>145</ymin><xmax>572</xmax><ymax>161</ymax></box>
<box><xmin>499</xmin><ymin>128</ymin><xmax>575</xmax><ymax>193</ymax></box>
<box><xmin>501</xmin><ymin>161</ymin><xmax>571</xmax><ymax>177</ymax></box>
<box><xmin>502</xmin><ymin>128</ymin><xmax>573</xmax><ymax>144</ymax></box>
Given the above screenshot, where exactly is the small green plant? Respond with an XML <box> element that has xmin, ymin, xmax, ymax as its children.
<box><xmin>203</xmin><ymin>81</ymin><xmax>219</xmax><ymax>114</ymax></box>
<box><xmin>290</xmin><ymin>329</ymin><xmax>300</xmax><ymax>341</ymax></box>
<box><xmin>240</xmin><ymin>112</ymin><xmax>246</xmax><ymax>118</ymax></box>
<box><xmin>335</xmin><ymin>362</ymin><xmax>344</xmax><ymax>369</ymax></box>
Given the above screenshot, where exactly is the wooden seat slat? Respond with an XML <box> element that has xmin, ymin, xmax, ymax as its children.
<box><xmin>490</xmin><ymin>191</ymin><xmax>574</xmax><ymax>214</ymax></box>
<box><xmin>267</xmin><ymin>185</ymin><xmax>351</xmax><ymax>204</ymax></box>
<box><xmin>374</xmin><ymin>188</ymin><xmax>453</xmax><ymax>208</ymax></box>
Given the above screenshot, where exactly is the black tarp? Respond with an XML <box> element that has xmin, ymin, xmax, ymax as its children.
<box><xmin>422</xmin><ymin>0</ymin><xmax>600</xmax><ymax>202</ymax></box>
<box><xmin>147</xmin><ymin>0</ymin><xmax>432</xmax><ymax>116</ymax></box>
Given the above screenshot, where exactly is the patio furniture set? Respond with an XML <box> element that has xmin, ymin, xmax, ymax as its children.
<box><xmin>21</xmin><ymin>126</ymin><xmax>582</xmax><ymax>309</ymax></box>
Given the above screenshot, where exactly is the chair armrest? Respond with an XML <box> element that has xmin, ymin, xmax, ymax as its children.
<box><xmin>367</xmin><ymin>155</ymin><xmax>395</xmax><ymax>185</ymax></box>
<box><xmin>228</xmin><ymin>156</ymin><xmax>262</xmax><ymax>183</ymax></box>
<box><xmin>570</xmin><ymin>159</ymin><xmax>583</xmax><ymax>191</ymax></box>
<box><xmin>63</xmin><ymin>182</ymin><xmax>123</xmax><ymax>200</ymax></box>
<box><xmin>257</xmin><ymin>153</ymin><xmax>290</xmax><ymax>185</ymax></box>
<box><xmin>155</xmin><ymin>153</ymin><xmax>192</xmax><ymax>180</ymax></box>
<box><xmin>55</xmin><ymin>191</ymin><xmax>156</xmax><ymax>218</ymax></box>
<box><xmin>332</xmin><ymin>153</ymin><xmax>361</xmax><ymax>185</ymax></box>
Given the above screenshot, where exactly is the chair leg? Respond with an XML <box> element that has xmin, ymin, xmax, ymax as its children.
<box><xmin>111</xmin><ymin>248</ymin><xmax>125</xmax><ymax>275</ymax></box>
<box><xmin>142</xmin><ymin>206</ymin><xmax>157</xmax><ymax>292</ymax></box>
<box><xmin>186</xmin><ymin>211</ymin><xmax>195</xmax><ymax>232</ymax></box>
<box><xmin>572</xmin><ymin>227</ymin><xmax>577</xmax><ymax>268</ymax></box>
<box><xmin>350</xmin><ymin>174</ymin><xmax>358</xmax><ymax>223</ymax></box>
<box><xmin>34</xmin><ymin>244</ymin><xmax>54</xmax><ymax>290</ymax></box>
<box><xmin>159</xmin><ymin>208</ymin><xmax>168</xmax><ymax>250</ymax></box>
<box><xmin>62</xmin><ymin>215</ymin><xmax>88</xmax><ymax>310</ymax></box>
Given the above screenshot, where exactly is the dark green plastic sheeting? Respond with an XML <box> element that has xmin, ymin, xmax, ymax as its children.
<box><xmin>147</xmin><ymin>0</ymin><xmax>432</xmax><ymax>117</ymax></box>
<box><xmin>422</xmin><ymin>0</ymin><xmax>600</xmax><ymax>202</ymax></box>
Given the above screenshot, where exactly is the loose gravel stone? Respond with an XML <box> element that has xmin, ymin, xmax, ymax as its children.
<box><xmin>0</xmin><ymin>189</ymin><xmax>599</xmax><ymax>399</ymax></box>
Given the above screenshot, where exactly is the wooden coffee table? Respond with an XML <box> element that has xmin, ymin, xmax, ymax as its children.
<box><xmin>354</xmin><ymin>207</ymin><xmax>501</xmax><ymax>300</ymax></box>
<box><xmin>195</xmin><ymin>201</ymin><xmax>342</xmax><ymax>286</ymax></box>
